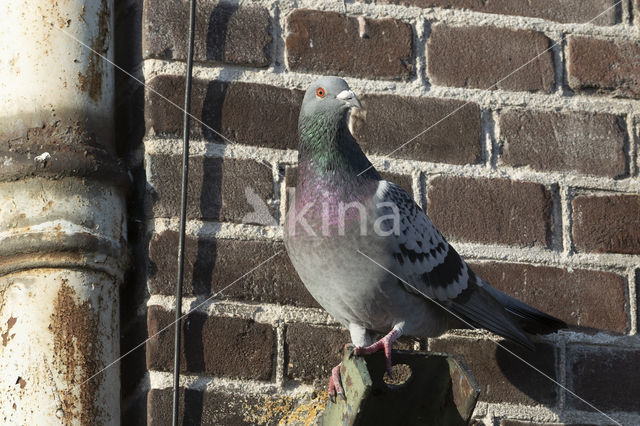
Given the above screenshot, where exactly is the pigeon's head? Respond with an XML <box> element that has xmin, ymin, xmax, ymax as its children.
<box><xmin>300</xmin><ymin>77</ymin><xmax>361</xmax><ymax>120</ymax></box>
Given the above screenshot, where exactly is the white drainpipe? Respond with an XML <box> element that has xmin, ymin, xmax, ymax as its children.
<box><xmin>0</xmin><ymin>1</ymin><xmax>124</xmax><ymax>424</ymax></box>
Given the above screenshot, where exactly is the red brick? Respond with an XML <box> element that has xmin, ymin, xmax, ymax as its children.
<box><xmin>572</xmin><ymin>194</ymin><xmax>640</xmax><ymax>254</ymax></box>
<box><xmin>143</xmin><ymin>0</ymin><xmax>272</xmax><ymax>67</ymax></box>
<box><xmin>429</xmin><ymin>336</ymin><xmax>558</xmax><ymax>405</ymax></box>
<box><xmin>499</xmin><ymin>110</ymin><xmax>628</xmax><ymax>178</ymax></box>
<box><xmin>285</xmin><ymin>323</ymin><xmax>349</xmax><ymax>383</ymax></box>
<box><xmin>380</xmin><ymin>0</ymin><xmax>618</xmax><ymax>25</ymax></box>
<box><xmin>567</xmin><ymin>345</ymin><xmax>640</xmax><ymax>412</ymax></box>
<box><xmin>146</xmin><ymin>306</ymin><xmax>275</xmax><ymax>380</ymax></box>
<box><xmin>148</xmin><ymin>232</ymin><xmax>319</xmax><ymax>308</ymax></box>
<box><xmin>148</xmin><ymin>388</ymin><xmax>269</xmax><ymax>425</ymax></box>
<box><xmin>286</xmin><ymin>10</ymin><xmax>413</xmax><ymax>80</ymax></box>
<box><xmin>351</xmin><ymin>95</ymin><xmax>482</xmax><ymax>165</ymax></box>
<box><xmin>427</xmin><ymin>25</ymin><xmax>555</xmax><ymax>92</ymax></box>
<box><xmin>568</xmin><ymin>36</ymin><xmax>640</xmax><ymax>99</ymax></box>
<box><xmin>145</xmin><ymin>76</ymin><xmax>303</xmax><ymax>150</ymax></box>
<box><xmin>470</xmin><ymin>261</ymin><xmax>628</xmax><ymax>333</ymax></box>
<box><xmin>147</xmin><ymin>155</ymin><xmax>274</xmax><ymax>222</ymax></box>
<box><xmin>379</xmin><ymin>171</ymin><xmax>413</xmax><ymax>197</ymax></box>
<box><xmin>427</xmin><ymin>177</ymin><xmax>553</xmax><ymax>247</ymax></box>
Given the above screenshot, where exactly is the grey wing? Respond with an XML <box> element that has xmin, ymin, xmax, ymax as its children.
<box><xmin>373</xmin><ymin>181</ymin><xmax>469</xmax><ymax>301</ymax></box>
<box><xmin>374</xmin><ymin>181</ymin><xmax>533</xmax><ymax>348</ymax></box>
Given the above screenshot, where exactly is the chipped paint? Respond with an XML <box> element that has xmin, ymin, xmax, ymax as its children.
<box><xmin>1</xmin><ymin>316</ymin><xmax>16</xmax><ymax>346</ymax></box>
<box><xmin>33</xmin><ymin>152</ymin><xmax>51</xmax><ymax>163</ymax></box>
<box><xmin>0</xmin><ymin>269</ymin><xmax>120</xmax><ymax>424</ymax></box>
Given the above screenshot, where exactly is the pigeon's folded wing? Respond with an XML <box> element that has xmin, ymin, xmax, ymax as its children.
<box><xmin>373</xmin><ymin>180</ymin><xmax>470</xmax><ymax>301</ymax></box>
<box><xmin>374</xmin><ymin>180</ymin><xmax>534</xmax><ymax>348</ymax></box>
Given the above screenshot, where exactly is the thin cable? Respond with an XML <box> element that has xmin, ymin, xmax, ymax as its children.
<box><xmin>356</xmin><ymin>249</ymin><xmax>622</xmax><ymax>426</ymax></box>
<box><xmin>173</xmin><ymin>0</ymin><xmax>197</xmax><ymax>424</ymax></box>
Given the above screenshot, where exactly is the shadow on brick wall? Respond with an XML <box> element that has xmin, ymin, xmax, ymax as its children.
<box><xmin>206</xmin><ymin>3</ymin><xmax>239</xmax><ymax>63</ymax></box>
<box><xmin>193</xmin><ymin>156</ymin><xmax>222</xmax><ymax>294</ymax></box>
<box><xmin>168</xmin><ymin>11</ymin><xmax>236</xmax><ymax>422</ymax></box>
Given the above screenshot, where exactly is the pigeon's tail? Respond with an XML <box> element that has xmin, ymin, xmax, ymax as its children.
<box><xmin>446</xmin><ymin>284</ymin><xmax>536</xmax><ymax>351</ymax></box>
<box><xmin>484</xmin><ymin>285</ymin><xmax>567</xmax><ymax>335</ymax></box>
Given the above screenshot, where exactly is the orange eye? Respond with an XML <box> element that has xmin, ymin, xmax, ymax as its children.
<box><xmin>316</xmin><ymin>87</ymin><xmax>326</xmax><ymax>98</ymax></box>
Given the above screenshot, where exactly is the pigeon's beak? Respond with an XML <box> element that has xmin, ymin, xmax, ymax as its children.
<box><xmin>337</xmin><ymin>89</ymin><xmax>362</xmax><ymax>109</ymax></box>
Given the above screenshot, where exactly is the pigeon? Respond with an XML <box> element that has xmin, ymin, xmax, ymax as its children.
<box><xmin>284</xmin><ymin>76</ymin><xmax>566</xmax><ymax>398</ymax></box>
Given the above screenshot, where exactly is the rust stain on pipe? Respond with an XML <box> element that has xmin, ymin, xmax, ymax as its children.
<box><xmin>77</xmin><ymin>0</ymin><xmax>110</xmax><ymax>102</ymax></box>
<box><xmin>1</xmin><ymin>316</ymin><xmax>17</xmax><ymax>346</ymax></box>
<box><xmin>50</xmin><ymin>280</ymin><xmax>105</xmax><ymax>424</ymax></box>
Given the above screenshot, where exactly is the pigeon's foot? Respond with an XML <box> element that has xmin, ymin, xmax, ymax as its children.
<box><xmin>328</xmin><ymin>362</ymin><xmax>344</xmax><ymax>401</ymax></box>
<box><xmin>352</xmin><ymin>327</ymin><xmax>401</xmax><ymax>377</ymax></box>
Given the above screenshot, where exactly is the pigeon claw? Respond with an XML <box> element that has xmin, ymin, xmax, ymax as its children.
<box><xmin>352</xmin><ymin>328</ymin><xmax>401</xmax><ymax>378</ymax></box>
<box><xmin>328</xmin><ymin>363</ymin><xmax>344</xmax><ymax>401</ymax></box>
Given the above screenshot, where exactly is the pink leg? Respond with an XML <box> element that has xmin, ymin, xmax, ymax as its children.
<box><xmin>328</xmin><ymin>344</ymin><xmax>352</xmax><ymax>400</ymax></box>
<box><xmin>328</xmin><ymin>362</ymin><xmax>344</xmax><ymax>400</ymax></box>
<box><xmin>352</xmin><ymin>327</ymin><xmax>401</xmax><ymax>377</ymax></box>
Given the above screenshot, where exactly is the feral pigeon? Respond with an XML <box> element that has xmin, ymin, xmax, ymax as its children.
<box><xmin>284</xmin><ymin>77</ymin><xmax>565</xmax><ymax>398</ymax></box>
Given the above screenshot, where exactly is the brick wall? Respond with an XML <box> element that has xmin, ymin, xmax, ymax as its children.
<box><xmin>118</xmin><ymin>0</ymin><xmax>640</xmax><ymax>424</ymax></box>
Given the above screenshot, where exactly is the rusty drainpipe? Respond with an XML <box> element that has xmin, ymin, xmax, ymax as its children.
<box><xmin>0</xmin><ymin>0</ymin><xmax>124</xmax><ymax>424</ymax></box>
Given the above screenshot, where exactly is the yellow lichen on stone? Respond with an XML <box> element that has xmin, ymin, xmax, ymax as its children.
<box><xmin>243</xmin><ymin>395</ymin><xmax>295</xmax><ymax>425</ymax></box>
<box><xmin>278</xmin><ymin>393</ymin><xmax>328</xmax><ymax>426</ymax></box>
<box><xmin>242</xmin><ymin>392</ymin><xmax>329</xmax><ymax>425</ymax></box>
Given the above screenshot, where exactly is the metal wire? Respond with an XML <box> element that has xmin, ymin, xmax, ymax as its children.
<box><xmin>173</xmin><ymin>0</ymin><xmax>197</xmax><ymax>423</ymax></box>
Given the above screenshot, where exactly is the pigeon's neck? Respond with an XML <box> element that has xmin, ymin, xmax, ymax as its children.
<box><xmin>297</xmin><ymin>113</ymin><xmax>379</xmax><ymax>191</ymax></box>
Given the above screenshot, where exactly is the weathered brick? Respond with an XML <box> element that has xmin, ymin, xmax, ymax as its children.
<box><xmin>351</xmin><ymin>95</ymin><xmax>482</xmax><ymax>164</ymax></box>
<box><xmin>427</xmin><ymin>177</ymin><xmax>553</xmax><ymax>247</ymax></box>
<box><xmin>572</xmin><ymin>194</ymin><xmax>640</xmax><ymax>254</ymax></box>
<box><xmin>427</xmin><ymin>25</ymin><xmax>555</xmax><ymax>92</ymax></box>
<box><xmin>379</xmin><ymin>171</ymin><xmax>413</xmax><ymax>197</ymax></box>
<box><xmin>429</xmin><ymin>336</ymin><xmax>558</xmax><ymax>405</ymax></box>
<box><xmin>148</xmin><ymin>231</ymin><xmax>319</xmax><ymax>307</ymax></box>
<box><xmin>470</xmin><ymin>261</ymin><xmax>628</xmax><ymax>333</ymax></box>
<box><xmin>568</xmin><ymin>36</ymin><xmax>640</xmax><ymax>99</ymax></box>
<box><xmin>143</xmin><ymin>0</ymin><xmax>272</xmax><ymax>67</ymax></box>
<box><xmin>284</xmin><ymin>165</ymin><xmax>298</xmax><ymax>192</ymax></box>
<box><xmin>285</xmin><ymin>323</ymin><xmax>350</xmax><ymax>383</ymax></box>
<box><xmin>567</xmin><ymin>345</ymin><xmax>640</xmax><ymax>411</ymax></box>
<box><xmin>286</xmin><ymin>10</ymin><xmax>413</xmax><ymax>80</ymax></box>
<box><xmin>146</xmin><ymin>76</ymin><xmax>303</xmax><ymax>149</ymax></box>
<box><xmin>499</xmin><ymin>110</ymin><xmax>627</xmax><ymax>178</ymax></box>
<box><xmin>147</xmin><ymin>155</ymin><xmax>274</xmax><ymax>222</ymax></box>
<box><xmin>146</xmin><ymin>306</ymin><xmax>275</xmax><ymax>380</ymax></box>
<box><xmin>148</xmin><ymin>388</ymin><xmax>276</xmax><ymax>425</ymax></box>
<box><xmin>380</xmin><ymin>0</ymin><xmax>618</xmax><ymax>25</ymax></box>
